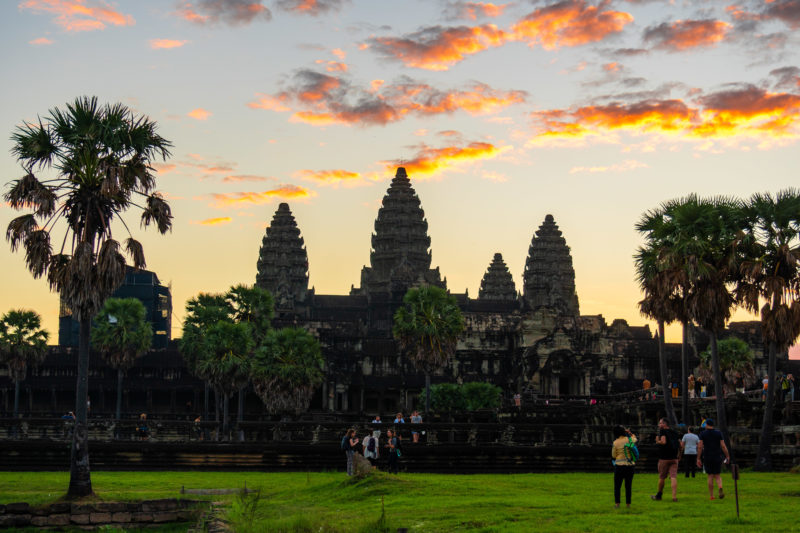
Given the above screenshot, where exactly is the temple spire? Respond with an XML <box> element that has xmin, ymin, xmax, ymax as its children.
<box><xmin>478</xmin><ymin>253</ymin><xmax>516</xmax><ymax>301</ymax></box>
<box><xmin>522</xmin><ymin>214</ymin><xmax>579</xmax><ymax>316</ymax></box>
<box><xmin>256</xmin><ymin>203</ymin><xmax>309</xmax><ymax>310</ymax></box>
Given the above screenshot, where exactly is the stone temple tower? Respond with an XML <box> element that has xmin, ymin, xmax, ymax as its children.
<box><xmin>478</xmin><ymin>253</ymin><xmax>517</xmax><ymax>301</ymax></box>
<box><xmin>353</xmin><ymin>167</ymin><xmax>444</xmax><ymax>299</ymax></box>
<box><xmin>256</xmin><ymin>203</ymin><xmax>310</xmax><ymax>311</ymax></box>
<box><xmin>522</xmin><ymin>214</ymin><xmax>579</xmax><ymax>316</ymax></box>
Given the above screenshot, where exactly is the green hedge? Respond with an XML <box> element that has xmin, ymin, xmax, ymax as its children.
<box><xmin>421</xmin><ymin>382</ymin><xmax>502</xmax><ymax>411</ymax></box>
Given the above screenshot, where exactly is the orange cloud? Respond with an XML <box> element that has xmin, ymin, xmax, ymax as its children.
<box><xmin>250</xmin><ymin>70</ymin><xmax>526</xmax><ymax>126</ymax></box>
<box><xmin>603</xmin><ymin>62</ymin><xmax>621</xmax><ymax>72</ymax></box>
<box><xmin>29</xmin><ymin>37</ymin><xmax>54</xmax><ymax>45</ymax></box>
<box><xmin>331</xmin><ymin>48</ymin><xmax>346</xmax><ymax>60</ymax></box>
<box><xmin>150</xmin><ymin>38</ymin><xmax>188</xmax><ymax>49</ymax></box>
<box><xmin>211</xmin><ymin>185</ymin><xmax>314</xmax><ymax>208</ymax></box>
<box><xmin>509</xmin><ymin>0</ymin><xmax>632</xmax><ymax>50</ymax></box>
<box><xmin>529</xmin><ymin>86</ymin><xmax>800</xmax><ymax>146</ymax></box>
<box><xmin>221</xmin><ymin>175</ymin><xmax>273</xmax><ymax>183</ymax></box>
<box><xmin>275</xmin><ymin>0</ymin><xmax>344</xmax><ymax>15</ymax></box>
<box><xmin>176</xmin><ymin>1</ymin><xmax>271</xmax><ymax>26</ymax></box>
<box><xmin>385</xmin><ymin>141</ymin><xmax>505</xmax><ymax>178</ymax></box>
<box><xmin>297</xmin><ymin>169</ymin><xmax>361</xmax><ymax>184</ymax></box>
<box><xmin>643</xmin><ymin>19</ymin><xmax>730</xmax><ymax>51</ymax></box>
<box><xmin>153</xmin><ymin>163</ymin><xmax>177</xmax><ymax>173</ymax></box>
<box><xmin>368</xmin><ymin>24</ymin><xmax>507</xmax><ymax>71</ymax></box>
<box><xmin>187</xmin><ymin>108</ymin><xmax>212</xmax><ymax>120</ymax></box>
<box><xmin>20</xmin><ymin>0</ymin><xmax>135</xmax><ymax>32</ymax></box>
<box><xmin>315</xmin><ymin>59</ymin><xmax>348</xmax><ymax>72</ymax></box>
<box><xmin>194</xmin><ymin>217</ymin><xmax>232</xmax><ymax>226</ymax></box>
<box><xmin>451</xmin><ymin>2</ymin><xmax>508</xmax><ymax>20</ymax></box>
<box><xmin>368</xmin><ymin>1</ymin><xmax>631</xmax><ymax>70</ymax></box>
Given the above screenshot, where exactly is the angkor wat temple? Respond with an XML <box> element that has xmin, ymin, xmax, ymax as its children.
<box><xmin>3</xmin><ymin>167</ymin><xmax>785</xmax><ymax>417</ymax></box>
<box><xmin>252</xmin><ymin>167</ymin><xmax>774</xmax><ymax>414</ymax></box>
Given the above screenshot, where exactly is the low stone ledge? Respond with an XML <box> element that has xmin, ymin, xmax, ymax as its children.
<box><xmin>0</xmin><ymin>499</ymin><xmax>206</xmax><ymax>530</ymax></box>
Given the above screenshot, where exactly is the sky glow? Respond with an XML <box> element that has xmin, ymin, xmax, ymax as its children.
<box><xmin>2</xmin><ymin>0</ymin><xmax>800</xmax><ymax>355</ymax></box>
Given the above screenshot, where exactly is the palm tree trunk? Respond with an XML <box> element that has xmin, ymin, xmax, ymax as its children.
<box><xmin>754</xmin><ymin>341</ymin><xmax>777</xmax><ymax>471</ymax></box>
<box><xmin>657</xmin><ymin>321</ymin><xmax>677</xmax><ymax>425</ymax></box>
<box><xmin>67</xmin><ymin>316</ymin><xmax>93</xmax><ymax>499</ymax></box>
<box><xmin>425</xmin><ymin>372</ymin><xmax>431</xmax><ymax>415</ymax></box>
<box><xmin>237</xmin><ymin>388</ymin><xmax>245</xmax><ymax>442</ymax></box>
<box><xmin>681</xmin><ymin>321</ymin><xmax>689</xmax><ymax>425</ymax></box>
<box><xmin>13</xmin><ymin>381</ymin><xmax>20</xmax><ymax>418</ymax></box>
<box><xmin>223</xmin><ymin>394</ymin><xmax>230</xmax><ymax>441</ymax></box>
<box><xmin>709</xmin><ymin>333</ymin><xmax>731</xmax><ymax>451</ymax></box>
<box><xmin>203</xmin><ymin>383</ymin><xmax>209</xmax><ymax>420</ymax></box>
<box><xmin>115</xmin><ymin>368</ymin><xmax>123</xmax><ymax>421</ymax></box>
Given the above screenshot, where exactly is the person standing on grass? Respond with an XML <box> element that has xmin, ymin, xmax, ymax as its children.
<box><xmin>385</xmin><ymin>429</ymin><xmax>399</xmax><ymax>474</ymax></box>
<box><xmin>682</xmin><ymin>427</ymin><xmax>699</xmax><ymax>478</ymax></box>
<box><xmin>696</xmin><ymin>418</ymin><xmax>730</xmax><ymax>500</ymax></box>
<box><xmin>611</xmin><ymin>425</ymin><xmax>637</xmax><ymax>508</ymax></box>
<box><xmin>363</xmin><ymin>433</ymin><xmax>378</xmax><ymax>467</ymax></box>
<box><xmin>652</xmin><ymin>418</ymin><xmax>683</xmax><ymax>502</ymax></box>
<box><xmin>342</xmin><ymin>428</ymin><xmax>359</xmax><ymax>476</ymax></box>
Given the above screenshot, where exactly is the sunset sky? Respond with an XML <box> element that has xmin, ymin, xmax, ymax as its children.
<box><xmin>2</xmin><ymin>0</ymin><xmax>800</xmax><ymax>351</ymax></box>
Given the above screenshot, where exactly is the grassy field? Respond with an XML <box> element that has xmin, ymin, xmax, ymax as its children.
<box><xmin>1</xmin><ymin>470</ymin><xmax>798</xmax><ymax>532</ymax></box>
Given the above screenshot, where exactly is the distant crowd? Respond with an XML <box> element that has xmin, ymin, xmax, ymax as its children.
<box><xmin>340</xmin><ymin>411</ymin><xmax>423</xmax><ymax>475</ymax></box>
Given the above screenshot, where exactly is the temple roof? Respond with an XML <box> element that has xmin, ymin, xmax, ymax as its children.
<box><xmin>479</xmin><ymin>253</ymin><xmax>517</xmax><ymax>302</ymax></box>
<box><xmin>523</xmin><ymin>214</ymin><xmax>579</xmax><ymax>316</ymax></box>
<box><xmin>256</xmin><ymin>202</ymin><xmax>309</xmax><ymax>308</ymax></box>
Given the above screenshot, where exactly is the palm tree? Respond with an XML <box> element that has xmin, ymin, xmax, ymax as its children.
<box><xmin>250</xmin><ymin>327</ymin><xmax>324</xmax><ymax>413</ymax></box>
<box><xmin>633</xmin><ymin>240</ymin><xmax>679</xmax><ymax>426</ymax></box>
<box><xmin>698</xmin><ymin>337</ymin><xmax>756</xmax><ymax>396</ymax></box>
<box><xmin>736</xmin><ymin>190</ymin><xmax>800</xmax><ymax>471</ymax></box>
<box><xmin>196</xmin><ymin>321</ymin><xmax>254</xmax><ymax>440</ymax></box>
<box><xmin>0</xmin><ymin>310</ymin><xmax>49</xmax><ymax>418</ymax></box>
<box><xmin>393</xmin><ymin>285</ymin><xmax>465</xmax><ymax>414</ymax></box>
<box><xmin>180</xmin><ymin>293</ymin><xmax>231</xmax><ymax>421</ymax></box>
<box><xmin>91</xmin><ymin>297</ymin><xmax>152</xmax><ymax>422</ymax></box>
<box><xmin>4</xmin><ymin>97</ymin><xmax>172</xmax><ymax>498</ymax></box>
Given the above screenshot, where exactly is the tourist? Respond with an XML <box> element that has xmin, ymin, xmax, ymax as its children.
<box><xmin>341</xmin><ymin>428</ymin><xmax>359</xmax><ymax>476</ymax></box>
<box><xmin>372</xmin><ymin>415</ymin><xmax>382</xmax><ymax>424</ymax></box>
<box><xmin>385</xmin><ymin>429</ymin><xmax>399</xmax><ymax>474</ymax></box>
<box><xmin>137</xmin><ymin>413</ymin><xmax>150</xmax><ymax>441</ymax></box>
<box><xmin>193</xmin><ymin>415</ymin><xmax>203</xmax><ymax>440</ymax></box>
<box><xmin>514</xmin><ymin>393</ymin><xmax>521</xmax><ymax>408</ymax></box>
<box><xmin>688</xmin><ymin>375</ymin><xmax>696</xmax><ymax>399</ymax></box>
<box><xmin>651</xmin><ymin>418</ymin><xmax>682</xmax><ymax>502</ymax></box>
<box><xmin>371</xmin><ymin>415</ymin><xmax>382</xmax><ymax>439</ymax></box>
<box><xmin>410</xmin><ymin>410</ymin><xmax>422</xmax><ymax>443</ymax></box>
<box><xmin>788</xmin><ymin>374</ymin><xmax>795</xmax><ymax>402</ymax></box>
<box><xmin>642</xmin><ymin>378</ymin><xmax>651</xmax><ymax>401</ymax></box>
<box><xmin>363</xmin><ymin>432</ymin><xmax>378</xmax><ymax>467</ymax></box>
<box><xmin>762</xmin><ymin>375</ymin><xmax>769</xmax><ymax>401</ymax></box>
<box><xmin>696</xmin><ymin>418</ymin><xmax>730</xmax><ymax>500</ymax></box>
<box><xmin>394</xmin><ymin>412</ymin><xmax>405</xmax><ymax>424</ymax></box>
<box><xmin>700</xmin><ymin>379</ymin><xmax>707</xmax><ymax>399</ymax></box>
<box><xmin>781</xmin><ymin>373</ymin><xmax>790</xmax><ymax>402</ymax></box>
<box><xmin>611</xmin><ymin>425</ymin><xmax>637</xmax><ymax>508</ymax></box>
<box><xmin>681</xmin><ymin>427</ymin><xmax>699</xmax><ymax>478</ymax></box>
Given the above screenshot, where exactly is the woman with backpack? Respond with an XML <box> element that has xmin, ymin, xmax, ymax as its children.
<box><xmin>611</xmin><ymin>425</ymin><xmax>638</xmax><ymax>508</ymax></box>
<box><xmin>363</xmin><ymin>432</ymin><xmax>379</xmax><ymax>467</ymax></box>
<box><xmin>341</xmin><ymin>428</ymin><xmax>359</xmax><ymax>476</ymax></box>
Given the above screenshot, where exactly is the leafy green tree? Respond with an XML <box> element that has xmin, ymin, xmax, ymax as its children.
<box><xmin>699</xmin><ymin>338</ymin><xmax>756</xmax><ymax>396</ymax></box>
<box><xmin>425</xmin><ymin>383</ymin><xmax>463</xmax><ymax>411</ymax></box>
<box><xmin>461</xmin><ymin>382</ymin><xmax>502</xmax><ymax>410</ymax></box>
<box><xmin>4</xmin><ymin>97</ymin><xmax>172</xmax><ymax>498</ymax></box>
<box><xmin>393</xmin><ymin>286</ymin><xmax>465</xmax><ymax>415</ymax></box>
<box><xmin>250</xmin><ymin>327</ymin><xmax>324</xmax><ymax>414</ymax></box>
<box><xmin>0</xmin><ymin>310</ymin><xmax>49</xmax><ymax>417</ymax></box>
<box><xmin>91</xmin><ymin>298</ymin><xmax>152</xmax><ymax>421</ymax></box>
<box><xmin>736</xmin><ymin>190</ymin><xmax>800</xmax><ymax>470</ymax></box>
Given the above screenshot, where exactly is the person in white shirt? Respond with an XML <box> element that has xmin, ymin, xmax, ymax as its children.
<box><xmin>682</xmin><ymin>426</ymin><xmax>700</xmax><ymax>478</ymax></box>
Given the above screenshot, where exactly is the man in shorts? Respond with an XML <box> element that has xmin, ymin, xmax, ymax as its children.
<box><xmin>696</xmin><ymin>418</ymin><xmax>731</xmax><ymax>500</ymax></box>
<box><xmin>652</xmin><ymin>418</ymin><xmax>682</xmax><ymax>502</ymax></box>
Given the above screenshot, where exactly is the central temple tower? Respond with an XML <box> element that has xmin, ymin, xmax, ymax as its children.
<box><xmin>352</xmin><ymin>167</ymin><xmax>444</xmax><ymax>300</ymax></box>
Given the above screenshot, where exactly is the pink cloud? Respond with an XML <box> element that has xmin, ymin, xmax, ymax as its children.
<box><xmin>187</xmin><ymin>108</ymin><xmax>212</xmax><ymax>120</ymax></box>
<box><xmin>20</xmin><ymin>0</ymin><xmax>135</xmax><ymax>32</ymax></box>
<box><xmin>150</xmin><ymin>38</ymin><xmax>188</xmax><ymax>49</ymax></box>
<box><xmin>29</xmin><ymin>37</ymin><xmax>54</xmax><ymax>45</ymax></box>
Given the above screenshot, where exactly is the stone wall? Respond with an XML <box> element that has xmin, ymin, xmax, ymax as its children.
<box><xmin>0</xmin><ymin>499</ymin><xmax>205</xmax><ymax>530</ymax></box>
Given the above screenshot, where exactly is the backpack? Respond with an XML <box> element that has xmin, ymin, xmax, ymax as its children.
<box><xmin>367</xmin><ymin>437</ymin><xmax>376</xmax><ymax>453</ymax></box>
<box><xmin>623</xmin><ymin>437</ymin><xmax>639</xmax><ymax>464</ymax></box>
<box><xmin>341</xmin><ymin>436</ymin><xmax>350</xmax><ymax>451</ymax></box>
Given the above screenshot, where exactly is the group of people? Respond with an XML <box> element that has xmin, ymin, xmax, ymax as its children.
<box><xmin>764</xmin><ymin>373</ymin><xmax>795</xmax><ymax>402</ymax></box>
<box><xmin>611</xmin><ymin>418</ymin><xmax>731</xmax><ymax>508</ymax></box>
<box><xmin>341</xmin><ymin>411</ymin><xmax>425</xmax><ymax>475</ymax></box>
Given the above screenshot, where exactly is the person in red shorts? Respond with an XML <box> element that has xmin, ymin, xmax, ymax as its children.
<box><xmin>651</xmin><ymin>418</ymin><xmax>683</xmax><ymax>502</ymax></box>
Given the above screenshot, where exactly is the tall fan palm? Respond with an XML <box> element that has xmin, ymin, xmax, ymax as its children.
<box><xmin>633</xmin><ymin>240</ymin><xmax>679</xmax><ymax>426</ymax></box>
<box><xmin>91</xmin><ymin>297</ymin><xmax>152</xmax><ymax>422</ymax></box>
<box><xmin>4</xmin><ymin>97</ymin><xmax>172</xmax><ymax>498</ymax></box>
<box><xmin>0</xmin><ymin>310</ymin><xmax>49</xmax><ymax>418</ymax></box>
<box><xmin>736</xmin><ymin>189</ymin><xmax>800</xmax><ymax>471</ymax></box>
<box><xmin>251</xmin><ymin>327</ymin><xmax>323</xmax><ymax>414</ymax></box>
<box><xmin>393</xmin><ymin>285</ymin><xmax>465</xmax><ymax>415</ymax></box>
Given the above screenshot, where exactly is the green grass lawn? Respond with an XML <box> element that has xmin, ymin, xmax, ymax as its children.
<box><xmin>1</xmin><ymin>470</ymin><xmax>798</xmax><ymax>532</ymax></box>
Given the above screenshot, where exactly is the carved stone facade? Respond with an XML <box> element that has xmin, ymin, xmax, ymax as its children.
<box><xmin>257</xmin><ymin>167</ymin><xmax>776</xmax><ymax>414</ymax></box>
<box><xmin>256</xmin><ymin>202</ymin><xmax>310</xmax><ymax>311</ymax></box>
